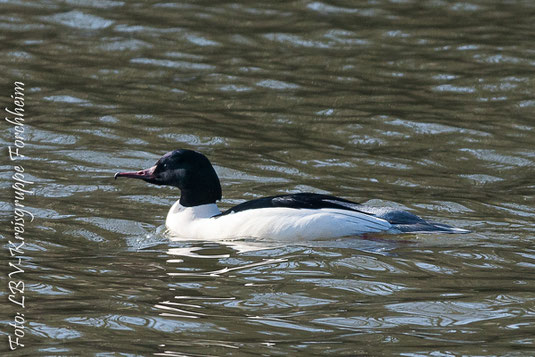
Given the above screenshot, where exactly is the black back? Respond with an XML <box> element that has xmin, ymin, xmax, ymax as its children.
<box><xmin>216</xmin><ymin>193</ymin><xmax>368</xmax><ymax>217</ymax></box>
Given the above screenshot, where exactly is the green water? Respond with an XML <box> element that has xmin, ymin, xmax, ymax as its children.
<box><xmin>1</xmin><ymin>0</ymin><xmax>534</xmax><ymax>355</ymax></box>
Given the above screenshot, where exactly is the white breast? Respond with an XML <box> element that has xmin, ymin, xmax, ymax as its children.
<box><xmin>165</xmin><ymin>200</ymin><xmax>392</xmax><ymax>240</ymax></box>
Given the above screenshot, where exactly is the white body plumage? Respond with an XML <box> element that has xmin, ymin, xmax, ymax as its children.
<box><xmin>165</xmin><ymin>200</ymin><xmax>393</xmax><ymax>240</ymax></box>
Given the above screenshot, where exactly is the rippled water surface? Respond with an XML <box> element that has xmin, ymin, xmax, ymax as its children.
<box><xmin>1</xmin><ymin>0</ymin><xmax>534</xmax><ymax>355</ymax></box>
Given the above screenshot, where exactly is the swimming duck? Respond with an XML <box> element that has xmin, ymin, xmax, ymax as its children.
<box><xmin>115</xmin><ymin>149</ymin><xmax>469</xmax><ymax>239</ymax></box>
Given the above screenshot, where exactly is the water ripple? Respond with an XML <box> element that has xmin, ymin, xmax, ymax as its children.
<box><xmin>45</xmin><ymin>10</ymin><xmax>114</xmax><ymax>30</ymax></box>
<box><xmin>298</xmin><ymin>278</ymin><xmax>406</xmax><ymax>296</ymax></box>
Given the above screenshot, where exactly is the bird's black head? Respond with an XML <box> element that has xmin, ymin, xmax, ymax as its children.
<box><xmin>115</xmin><ymin>149</ymin><xmax>222</xmax><ymax>207</ymax></box>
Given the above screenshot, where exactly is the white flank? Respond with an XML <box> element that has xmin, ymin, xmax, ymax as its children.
<box><xmin>165</xmin><ymin>200</ymin><xmax>392</xmax><ymax>240</ymax></box>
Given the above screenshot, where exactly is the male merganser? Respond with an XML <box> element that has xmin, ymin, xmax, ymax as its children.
<box><xmin>115</xmin><ymin>149</ymin><xmax>469</xmax><ymax>240</ymax></box>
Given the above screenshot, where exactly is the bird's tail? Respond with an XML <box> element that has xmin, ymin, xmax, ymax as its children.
<box><xmin>361</xmin><ymin>206</ymin><xmax>470</xmax><ymax>234</ymax></box>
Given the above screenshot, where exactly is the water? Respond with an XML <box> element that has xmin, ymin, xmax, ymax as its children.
<box><xmin>1</xmin><ymin>0</ymin><xmax>534</xmax><ymax>355</ymax></box>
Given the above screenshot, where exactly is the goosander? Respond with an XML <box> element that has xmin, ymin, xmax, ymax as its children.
<box><xmin>115</xmin><ymin>149</ymin><xmax>469</xmax><ymax>240</ymax></box>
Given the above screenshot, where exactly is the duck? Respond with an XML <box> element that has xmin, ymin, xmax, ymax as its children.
<box><xmin>115</xmin><ymin>149</ymin><xmax>469</xmax><ymax>240</ymax></box>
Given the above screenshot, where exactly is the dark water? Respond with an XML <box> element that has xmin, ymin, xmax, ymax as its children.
<box><xmin>1</xmin><ymin>0</ymin><xmax>534</xmax><ymax>355</ymax></box>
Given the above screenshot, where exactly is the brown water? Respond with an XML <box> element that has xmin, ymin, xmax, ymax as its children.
<box><xmin>1</xmin><ymin>0</ymin><xmax>534</xmax><ymax>355</ymax></box>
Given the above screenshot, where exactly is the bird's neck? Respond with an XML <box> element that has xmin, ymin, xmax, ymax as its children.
<box><xmin>178</xmin><ymin>188</ymin><xmax>219</xmax><ymax>207</ymax></box>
